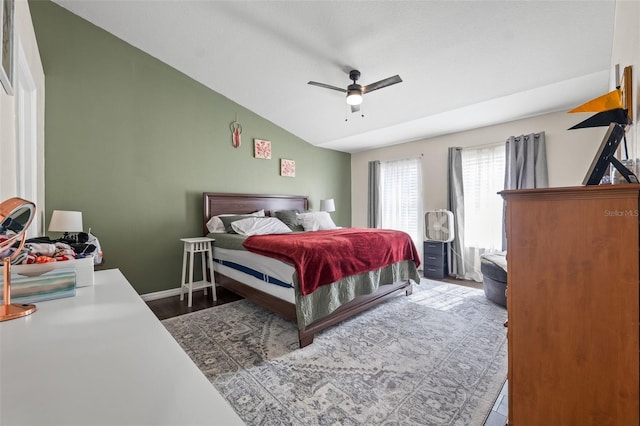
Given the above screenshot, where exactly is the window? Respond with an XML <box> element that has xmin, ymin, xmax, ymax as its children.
<box><xmin>379</xmin><ymin>158</ymin><xmax>422</xmax><ymax>249</ymax></box>
<box><xmin>461</xmin><ymin>144</ymin><xmax>505</xmax><ymax>251</ymax></box>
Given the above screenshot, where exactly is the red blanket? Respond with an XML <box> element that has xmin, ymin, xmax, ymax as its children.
<box><xmin>242</xmin><ymin>228</ymin><xmax>421</xmax><ymax>296</ymax></box>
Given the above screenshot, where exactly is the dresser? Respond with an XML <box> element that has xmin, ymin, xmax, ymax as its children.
<box><xmin>501</xmin><ymin>185</ymin><xmax>639</xmax><ymax>425</ymax></box>
<box><xmin>0</xmin><ymin>269</ymin><xmax>244</xmax><ymax>426</ymax></box>
<box><xmin>423</xmin><ymin>241</ymin><xmax>448</xmax><ymax>279</ymax></box>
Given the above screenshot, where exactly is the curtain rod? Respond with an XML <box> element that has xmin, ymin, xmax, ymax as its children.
<box><xmin>461</xmin><ymin>140</ymin><xmax>504</xmax><ymax>150</ymax></box>
<box><xmin>461</xmin><ymin>132</ymin><xmax>541</xmax><ymax>151</ymax></box>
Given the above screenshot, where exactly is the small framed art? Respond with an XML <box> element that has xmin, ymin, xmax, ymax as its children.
<box><xmin>280</xmin><ymin>159</ymin><xmax>295</xmax><ymax>177</ymax></box>
<box><xmin>254</xmin><ymin>139</ymin><xmax>271</xmax><ymax>159</ymax></box>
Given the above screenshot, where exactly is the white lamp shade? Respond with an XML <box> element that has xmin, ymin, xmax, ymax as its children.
<box><xmin>320</xmin><ymin>199</ymin><xmax>336</xmax><ymax>213</ymax></box>
<box><xmin>48</xmin><ymin>210</ymin><xmax>83</xmax><ymax>233</ymax></box>
<box><xmin>346</xmin><ymin>91</ymin><xmax>363</xmax><ymax>106</ymax></box>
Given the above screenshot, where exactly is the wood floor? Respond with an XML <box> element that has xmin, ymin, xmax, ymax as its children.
<box><xmin>146</xmin><ymin>286</ymin><xmax>241</xmax><ymax>320</ymax></box>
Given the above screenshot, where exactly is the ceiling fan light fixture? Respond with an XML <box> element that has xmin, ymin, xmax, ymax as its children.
<box><xmin>309</xmin><ymin>69</ymin><xmax>401</xmax><ymax>113</ymax></box>
<box><xmin>346</xmin><ymin>89</ymin><xmax>363</xmax><ymax>105</ymax></box>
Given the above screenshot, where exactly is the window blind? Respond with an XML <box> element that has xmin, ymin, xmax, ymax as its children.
<box><xmin>461</xmin><ymin>144</ymin><xmax>505</xmax><ymax>251</ymax></box>
<box><xmin>379</xmin><ymin>158</ymin><xmax>422</xmax><ymax>249</ymax></box>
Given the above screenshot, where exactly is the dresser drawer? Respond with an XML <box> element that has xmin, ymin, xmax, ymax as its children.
<box><xmin>424</xmin><ymin>265</ymin><xmax>446</xmax><ymax>279</ymax></box>
<box><xmin>424</xmin><ymin>241</ymin><xmax>444</xmax><ymax>255</ymax></box>
<box><xmin>424</xmin><ymin>253</ymin><xmax>444</xmax><ymax>266</ymax></box>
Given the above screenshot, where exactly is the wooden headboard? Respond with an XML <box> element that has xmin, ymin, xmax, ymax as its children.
<box><xmin>203</xmin><ymin>192</ymin><xmax>309</xmax><ymax>234</ymax></box>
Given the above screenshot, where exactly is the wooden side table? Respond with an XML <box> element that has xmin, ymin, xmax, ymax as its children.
<box><xmin>180</xmin><ymin>237</ymin><xmax>216</xmax><ymax>307</ymax></box>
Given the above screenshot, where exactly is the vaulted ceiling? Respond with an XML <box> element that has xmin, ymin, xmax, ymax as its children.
<box><xmin>53</xmin><ymin>0</ymin><xmax>617</xmax><ymax>153</ymax></box>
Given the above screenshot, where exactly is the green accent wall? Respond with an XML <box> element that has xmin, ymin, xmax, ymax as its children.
<box><xmin>29</xmin><ymin>1</ymin><xmax>351</xmax><ymax>295</ymax></box>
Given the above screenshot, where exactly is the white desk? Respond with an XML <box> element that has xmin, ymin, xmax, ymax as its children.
<box><xmin>0</xmin><ymin>269</ymin><xmax>244</xmax><ymax>426</ymax></box>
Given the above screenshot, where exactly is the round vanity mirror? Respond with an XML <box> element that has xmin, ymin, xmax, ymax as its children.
<box><xmin>0</xmin><ymin>198</ymin><xmax>35</xmax><ymax>252</ymax></box>
<box><xmin>1</xmin><ymin>197</ymin><xmax>37</xmax><ymax>322</ymax></box>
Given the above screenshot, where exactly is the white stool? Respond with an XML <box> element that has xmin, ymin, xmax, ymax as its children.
<box><xmin>180</xmin><ymin>237</ymin><xmax>216</xmax><ymax>307</ymax></box>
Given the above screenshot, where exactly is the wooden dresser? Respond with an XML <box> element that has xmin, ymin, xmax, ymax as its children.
<box><xmin>501</xmin><ymin>185</ymin><xmax>639</xmax><ymax>426</ymax></box>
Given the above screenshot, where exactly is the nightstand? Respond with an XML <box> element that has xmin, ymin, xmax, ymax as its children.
<box><xmin>180</xmin><ymin>237</ymin><xmax>216</xmax><ymax>307</ymax></box>
<box><xmin>423</xmin><ymin>241</ymin><xmax>448</xmax><ymax>279</ymax></box>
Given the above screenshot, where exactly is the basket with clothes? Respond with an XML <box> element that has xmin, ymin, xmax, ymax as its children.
<box><xmin>0</xmin><ymin>231</ymin><xmax>103</xmax><ymax>267</ymax></box>
<box><xmin>0</xmin><ymin>231</ymin><xmax>103</xmax><ymax>296</ymax></box>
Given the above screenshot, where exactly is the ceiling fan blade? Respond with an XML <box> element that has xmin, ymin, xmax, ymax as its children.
<box><xmin>351</xmin><ymin>104</ymin><xmax>360</xmax><ymax>113</ymax></box>
<box><xmin>308</xmin><ymin>81</ymin><xmax>347</xmax><ymax>93</ymax></box>
<box><xmin>362</xmin><ymin>75</ymin><xmax>402</xmax><ymax>94</ymax></box>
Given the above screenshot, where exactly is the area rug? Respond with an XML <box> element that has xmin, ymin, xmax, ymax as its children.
<box><xmin>162</xmin><ymin>279</ymin><xmax>507</xmax><ymax>426</ymax></box>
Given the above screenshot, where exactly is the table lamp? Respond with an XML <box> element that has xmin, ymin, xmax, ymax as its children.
<box><xmin>320</xmin><ymin>199</ymin><xmax>336</xmax><ymax>213</ymax></box>
<box><xmin>48</xmin><ymin>210</ymin><xmax>83</xmax><ymax>241</ymax></box>
<box><xmin>0</xmin><ymin>197</ymin><xmax>37</xmax><ymax>322</ymax></box>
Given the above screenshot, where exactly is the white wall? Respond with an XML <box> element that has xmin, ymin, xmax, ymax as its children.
<box><xmin>352</xmin><ymin>0</ymin><xmax>640</xmax><ymax>229</ymax></box>
<box><xmin>611</xmin><ymin>0</ymin><xmax>639</xmax><ymax>160</ymax></box>
<box><xmin>0</xmin><ymin>0</ymin><xmax>45</xmax><ymax>233</ymax></box>
<box><xmin>351</xmin><ymin>111</ymin><xmax>604</xmax><ymax>227</ymax></box>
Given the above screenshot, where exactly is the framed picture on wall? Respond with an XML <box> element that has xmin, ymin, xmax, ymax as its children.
<box><xmin>280</xmin><ymin>159</ymin><xmax>295</xmax><ymax>177</ymax></box>
<box><xmin>254</xmin><ymin>139</ymin><xmax>271</xmax><ymax>159</ymax></box>
<box><xmin>0</xmin><ymin>0</ymin><xmax>15</xmax><ymax>95</ymax></box>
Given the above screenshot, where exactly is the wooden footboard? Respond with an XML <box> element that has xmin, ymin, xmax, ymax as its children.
<box><xmin>297</xmin><ymin>280</ymin><xmax>412</xmax><ymax>347</ymax></box>
<box><xmin>215</xmin><ymin>271</ymin><xmax>411</xmax><ymax>348</ymax></box>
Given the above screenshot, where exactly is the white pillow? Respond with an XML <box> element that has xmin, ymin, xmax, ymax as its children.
<box><xmin>206</xmin><ymin>209</ymin><xmax>265</xmax><ymax>233</ymax></box>
<box><xmin>296</xmin><ymin>211</ymin><xmax>337</xmax><ymax>231</ymax></box>
<box><xmin>231</xmin><ymin>217</ymin><xmax>292</xmax><ymax>236</ymax></box>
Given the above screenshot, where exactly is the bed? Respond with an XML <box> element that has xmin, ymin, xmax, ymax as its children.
<box><xmin>203</xmin><ymin>192</ymin><xmax>421</xmax><ymax>347</ymax></box>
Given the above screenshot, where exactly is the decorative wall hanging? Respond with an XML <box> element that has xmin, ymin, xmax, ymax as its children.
<box><xmin>254</xmin><ymin>139</ymin><xmax>271</xmax><ymax>159</ymax></box>
<box><xmin>229</xmin><ymin>115</ymin><xmax>242</xmax><ymax>148</ymax></box>
<box><xmin>568</xmin><ymin>88</ymin><xmax>623</xmax><ymax>114</ymax></box>
<box><xmin>569</xmin><ymin>109</ymin><xmax>629</xmax><ymax>130</ymax></box>
<box><xmin>280</xmin><ymin>159</ymin><xmax>295</xmax><ymax>177</ymax></box>
<box><xmin>568</xmin><ymin>65</ymin><xmax>633</xmax><ymax>130</ymax></box>
<box><xmin>0</xmin><ymin>0</ymin><xmax>15</xmax><ymax>95</ymax></box>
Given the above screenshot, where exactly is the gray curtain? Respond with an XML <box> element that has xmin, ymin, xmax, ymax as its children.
<box><xmin>447</xmin><ymin>147</ymin><xmax>466</xmax><ymax>278</ymax></box>
<box><xmin>504</xmin><ymin>132</ymin><xmax>548</xmax><ymax>190</ymax></box>
<box><xmin>367</xmin><ymin>161</ymin><xmax>381</xmax><ymax>228</ymax></box>
<box><xmin>502</xmin><ymin>132</ymin><xmax>548</xmax><ymax>249</ymax></box>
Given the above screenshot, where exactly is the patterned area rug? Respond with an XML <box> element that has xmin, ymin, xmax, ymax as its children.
<box><xmin>163</xmin><ymin>279</ymin><xmax>507</xmax><ymax>425</ymax></box>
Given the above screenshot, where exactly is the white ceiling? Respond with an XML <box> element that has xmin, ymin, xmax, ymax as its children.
<box><xmin>52</xmin><ymin>0</ymin><xmax>617</xmax><ymax>153</ymax></box>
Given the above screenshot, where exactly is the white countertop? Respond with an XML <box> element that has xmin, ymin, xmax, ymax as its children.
<box><xmin>0</xmin><ymin>269</ymin><xmax>244</xmax><ymax>426</ymax></box>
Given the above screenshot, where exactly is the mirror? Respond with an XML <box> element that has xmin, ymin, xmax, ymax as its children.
<box><xmin>1</xmin><ymin>206</ymin><xmax>34</xmax><ymax>237</ymax></box>
<box><xmin>0</xmin><ymin>198</ymin><xmax>35</xmax><ymax>250</ymax></box>
<box><xmin>0</xmin><ymin>197</ymin><xmax>37</xmax><ymax>322</ymax></box>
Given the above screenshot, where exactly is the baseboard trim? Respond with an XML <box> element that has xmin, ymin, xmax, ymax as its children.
<box><xmin>141</xmin><ymin>288</ymin><xmax>183</xmax><ymax>302</ymax></box>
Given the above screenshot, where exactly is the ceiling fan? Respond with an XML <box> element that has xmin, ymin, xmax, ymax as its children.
<box><xmin>308</xmin><ymin>70</ymin><xmax>402</xmax><ymax>113</ymax></box>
